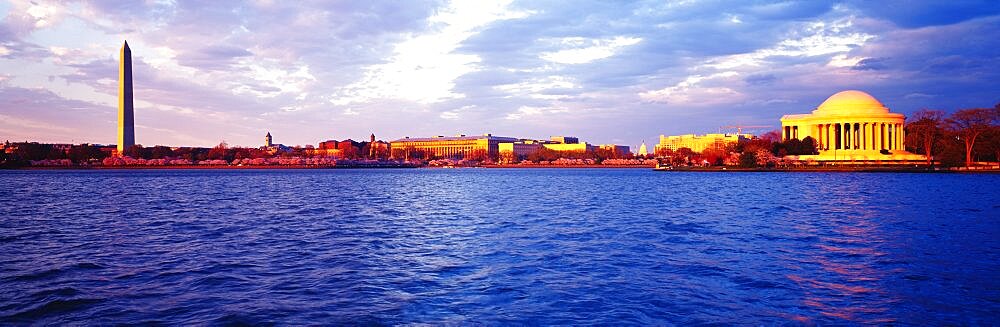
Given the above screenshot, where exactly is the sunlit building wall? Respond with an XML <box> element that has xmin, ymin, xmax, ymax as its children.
<box><xmin>390</xmin><ymin>134</ymin><xmax>519</xmax><ymax>159</ymax></box>
<box><xmin>655</xmin><ymin>133</ymin><xmax>750</xmax><ymax>153</ymax></box>
<box><xmin>542</xmin><ymin>143</ymin><xmax>593</xmax><ymax>152</ymax></box>
<box><xmin>550</xmin><ymin>136</ymin><xmax>579</xmax><ymax>144</ymax></box>
<box><xmin>599</xmin><ymin>144</ymin><xmax>631</xmax><ymax>155</ymax></box>
<box><xmin>499</xmin><ymin>141</ymin><xmax>543</xmax><ymax>158</ymax></box>
<box><xmin>310</xmin><ymin>138</ymin><xmax>387</xmax><ymax>158</ymax></box>
<box><xmin>310</xmin><ymin>148</ymin><xmax>343</xmax><ymax>157</ymax></box>
<box><xmin>498</xmin><ymin>141</ymin><xmax>631</xmax><ymax>159</ymax></box>
<box><xmin>367</xmin><ymin>141</ymin><xmax>390</xmax><ymax>159</ymax></box>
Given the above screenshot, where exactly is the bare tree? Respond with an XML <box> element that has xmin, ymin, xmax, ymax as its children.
<box><xmin>207</xmin><ymin>141</ymin><xmax>229</xmax><ymax>161</ymax></box>
<box><xmin>947</xmin><ymin>108</ymin><xmax>997</xmax><ymax>167</ymax></box>
<box><xmin>906</xmin><ymin>109</ymin><xmax>945</xmax><ymax>166</ymax></box>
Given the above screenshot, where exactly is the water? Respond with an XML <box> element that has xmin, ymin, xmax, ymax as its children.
<box><xmin>1</xmin><ymin>169</ymin><xmax>997</xmax><ymax>325</ymax></box>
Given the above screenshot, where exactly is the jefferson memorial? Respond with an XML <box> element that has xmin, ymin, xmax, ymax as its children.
<box><xmin>780</xmin><ymin>90</ymin><xmax>926</xmax><ymax>163</ymax></box>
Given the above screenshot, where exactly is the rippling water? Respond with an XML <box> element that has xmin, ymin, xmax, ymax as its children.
<box><xmin>1</xmin><ymin>169</ymin><xmax>998</xmax><ymax>325</ymax></box>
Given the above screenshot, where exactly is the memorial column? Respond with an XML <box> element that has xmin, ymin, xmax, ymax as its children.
<box><xmin>900</xmin><ymin>123</ymin><xmax>905</xmax><ymax>150</ymax></box>
<box><xmin>860</xmin><ymin>123</ymin><xmax>865</xmax><ymax>150</ymax></box>
<box><xmin>878</xmin><ymin>122</ymin><xmax>884</xmax><ymax>150</ymax></box>
<box><xmin>840</xmin><ymin>123</ymin><xmax>845</xmax><ymax>150</ymax></box>
<box><xmin>889</xmin><ymin>124</ymin><xmax>899</xmax><ymax>150</ymax></box>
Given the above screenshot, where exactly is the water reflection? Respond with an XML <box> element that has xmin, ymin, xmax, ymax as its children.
<box><xmin>0</xmin><ymin>170</ymin><xmax>997</xmax><ymax>325</ymax></box>
<box><xmin>781</xmin><ymin>175</ymin><xmax>900</xmax><ymax>324</ymax></box>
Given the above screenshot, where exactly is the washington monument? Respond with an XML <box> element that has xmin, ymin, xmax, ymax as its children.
<box><xmin>117</xmin><ymin>40</ymin><xmax>135</xmax><ymax>153</ymax></box>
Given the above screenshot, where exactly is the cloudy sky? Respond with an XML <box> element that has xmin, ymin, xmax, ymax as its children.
<box><xmin>1</xmin><ymin>0</ymin><xmax>998</xmax><ymax>148</ymax></box>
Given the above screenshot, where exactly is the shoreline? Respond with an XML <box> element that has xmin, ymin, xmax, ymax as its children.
<box><xmin>656</xmin><ymin>167</ymin><xmax>950</xmax><ymax>173</ymax></box>
<box><xmin>11</xmin><ymin>164</ymin><xmax>418</xmax><ymax>170</ymax></box>
<box><xmin>481</xmin><ymin>164</ymin><xmax>654</xmax><ymax>169</ymax></box>
<box><xmin>6</xmin><ymin>164</ymin><xmax>998</xmax><ymax>173</ymax></box>
<box><xmin>652</xmin><ymin>166</ymin><xmax>1000</xmax><ymax>173</ymax></box>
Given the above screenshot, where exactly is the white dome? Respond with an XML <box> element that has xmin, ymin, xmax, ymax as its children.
<box><xmin>813</xmin><ymin>90</ymin><xmax>890</xmax><ymax>115</ymax></box>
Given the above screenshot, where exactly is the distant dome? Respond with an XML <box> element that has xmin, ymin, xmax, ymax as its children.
<box><xmin>813</xmin><ymin>90</ymin><xmax>890</xmax><ymax>115</ymax></box>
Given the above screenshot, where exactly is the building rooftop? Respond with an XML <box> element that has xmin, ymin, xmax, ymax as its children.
<box><xmin>812</xmin><ymin>90</ymin><xmax>890</xmax><ymax>115</ymax></box>
<box><xmin>391</xmin><ymin>135</ymin><xmax>519</xmax><ymax>142</ymax></box>
<box><xmin>661</xmin><ymin>133</ymin><xmax>752</xmax><ymax>138</ymax></box>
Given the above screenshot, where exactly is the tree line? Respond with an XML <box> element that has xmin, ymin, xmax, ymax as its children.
<box><xmin>0</xmin><ymin>141</ymin><xmax>392</xmax><ymax>168</ymax></box>
<box><xmin>905</xmin><ymin>106</ymin><xmax>1000</xmax><ymax>167</ymax></box>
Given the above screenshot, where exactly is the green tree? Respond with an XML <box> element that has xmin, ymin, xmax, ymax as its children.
<box><xmin>15</xmin><ymin>143</ymin><xmax>51</xmax><ymax>160</ymax></box>
<box><xmin>671</xmin><ymin>147</ymin><xmax>694</xmax><ymax>166</ymax></box>
<box><xmin>744</xmin><ymin>138</ymin><xmax>774</xmax><ymax>154</ymax></box>
<box><xmin>771</xmin><ymin>137</ymin><xmax>817</xmax><ymax>156</ymax></box>
<box><xmin>980</xmin><ymin>126</ymin><xmax>1000</xmax><ymax>163</ymax></box>
<box><xmin>45</xmin><ymin>147</ymin><xmax>67</xmax><ymax>160</ymax></box>
<box><xmin>232</xmin><ymin>147</ymin><xmax>253</xmax><ymax>160</ymax></box>
<box><xmin>655</xmin><ymin>147</ymin><xmax>673</xmax><ymax>158</ymax></box>
<box><xmin>149</xmin><ymin>146</ymin><xmax>175</xmax><ymax>159</ymax></box>
<box><xmin>738</xmin><ymin>151</ymin><xmax>758</xmax><ymax>168</ymax></box>
<box><xmin>498</xmin><ymin>150</ymin><xmax>516</xmax><ymax>164</ymax></box>
<box><xmin>526</xmin><ymin>147</ymin><xmax>559</xmax><ymax>162</ymax></box>
<box><xmin>67</xmin><ymin>145</ymin><xmax>106</xmax><ymax>162</ymax></box>
<box><xmin>799</xmin><ymin>136</ymin><xmax>819</xmax><ymax>155</ymax></box>
<box><xmin>123</xmin><ymin>145</ymin><xmax>145</xmax><ymax>158</ymax></box>
<box><xmin>700</xmin><ymin>147</ymin><xmax>728</xmax><ymax>166</ymax></box>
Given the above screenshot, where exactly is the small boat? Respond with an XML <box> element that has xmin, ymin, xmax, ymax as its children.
<box><xmin>653</xmin><ymin>163</ymin><xmax>672</xmax><ymax>171</ymax></box>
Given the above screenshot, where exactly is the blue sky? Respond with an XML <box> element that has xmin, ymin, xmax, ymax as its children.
<box><xmin>1</xmin><ymin>0</ymin><xmax>998</xmax><ymax>148</ymax></box>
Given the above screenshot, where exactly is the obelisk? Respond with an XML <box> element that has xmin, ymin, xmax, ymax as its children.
<box><xmin>117</xmin><ymin>40</ymin><xmax>135</xmax><ymax>154</ymax></box>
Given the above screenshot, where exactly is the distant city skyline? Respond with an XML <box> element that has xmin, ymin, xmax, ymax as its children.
<box><xmin>1</xmin><ymin>1</ymin><xmax>998</xmax><ymax>148</ymax></box>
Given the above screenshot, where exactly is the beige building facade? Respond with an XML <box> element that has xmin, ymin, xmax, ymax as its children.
<box><xmin>390</xmin><ymin>134</ymin><xmax>518</xmax><ymax>159</ymax></box>
<box><xmin>498</xmin><ymin>141</ymin><xmax>544</xmax><ymax>158</ymax></box>
<box><xmin>542</xmin><ymin>143</ymin><xmax>592</xmax><ymax>152</ymax></box>
<box><xmin>598</xmin><ymin>144</ymin><xmax>630</xmax><ymax>155</ymax></box>
<box><xmin>497</xmin><ymin>141</ymin><xmax>593</xmax><ymax>159</ymax></box>
<box><xmin>655</xmin><ymin>133</ymin><xmax>751</xmax><ymax>153</ymax></box>
<box><xmin>497</xmin><ymin>137</ymin><xmax>631</xmax><ymax>160</ymax></box>
<box><xmin>780</xmin><ymin>90</ymin><xmax>925</xmax><ymax>162</ymax></box>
